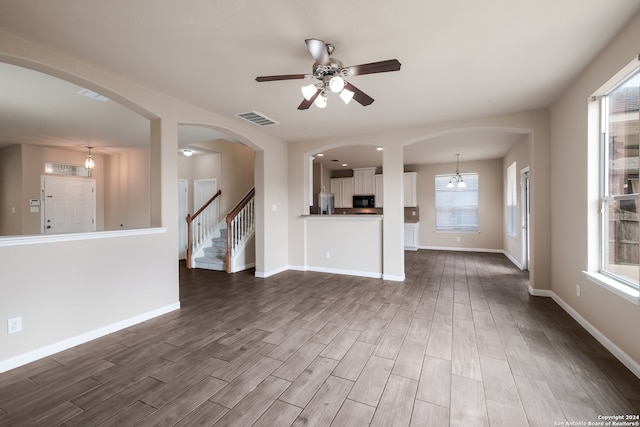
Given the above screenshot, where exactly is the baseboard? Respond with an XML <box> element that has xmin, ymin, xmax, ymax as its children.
<box><xmin>383</xmin><ymin>273</ymin><xmax>406</xmax><ymax>282</ymax></box>
<box><xmin>255</xmin><ymin>265</ymin><xmax>289</xmax><ymax>278</ymax></box>
<box><xmin>503</xmin><ymin>251</ymin><xmax>523</xmax><ymax>270</ymax></box>
<box><xmin>304</xmin><ymin>265</ymin><xmax>383</xmax><ymax>279</ymax></box>
<box><xmin>419</xmin><ymin>245</ymin><xmax>503</xmax><ymax>254</ymax></box>
<box><xmin>0</xmin><ymin>302</ymin><xmax>180</xmax><ymax>374</ymax></box>
<box><xmin>528</xmin><ymin>286</ymin><xmax>640</xmax><ymax>379</ymax></box>
<box><xmin>231</xmin><ymin>262</ymin><xmax>255</xmax><ymax>273</ymax></box>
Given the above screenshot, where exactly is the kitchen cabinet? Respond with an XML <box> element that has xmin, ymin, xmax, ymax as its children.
<box><xmin>404</xmin><ymin>223</ymin><xmax>419</xmax><ymax>250</ymax></box>
<box><xmin>373</xmin><ymin>172</ymin><xmax>417</xmax><ymax>207</ymax></box>
<box><xmin>374</xmin><ymin>174</ymin><xmax>384</xmax><ymax>207</ymax></box>
<box><xmin>404</xmin><ymin>172</ymin><xmax>417</xmax><ymax>207</ymax></box>
<box><xmin>353</xmin><ymin>167</ymin><xmax>376</xmax><ymax>195</ymax></box>
<box><xmin>330</xmin><ymin>177</ymin><xmax>354</xmax><ymax>208</ymax></box>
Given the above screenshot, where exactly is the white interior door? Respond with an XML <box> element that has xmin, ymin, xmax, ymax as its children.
<box><xmin>194</xmin><ymin>179</ymin><xmax>217</xmax><ymax>209</ymax></box>
<box><xmin>42</xmin><ymin>176</ymin><xmax>96</xmax><ymax>234</ymax></box>
<box><xmin>178</xmin><ymin>179</ymin><xmax>188</xmax><ymax>260</ymax></box>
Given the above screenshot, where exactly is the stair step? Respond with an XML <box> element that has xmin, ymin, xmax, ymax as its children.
<box><xmin>194</xmin><ymin>257</ymin><xmax>225</xmax><ymax>270</ymax></box>
<box><xmin>203</xmin><ymin>248</ymin><xmax>226</xmax><ymax>257</ymax></box>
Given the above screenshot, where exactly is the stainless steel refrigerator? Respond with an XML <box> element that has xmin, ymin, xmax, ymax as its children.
<box><xmin>311</xmin><ymin>192</ymin><xmax>335</xmax><ymax>215</ymax></box>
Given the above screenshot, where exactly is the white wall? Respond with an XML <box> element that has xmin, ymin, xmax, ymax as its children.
<box><xmin>409</xmin><ymin>158</ymin><xmax>504</xmax><ymax>252</ymax></box>
<box><xmin>304</xmin><ymin>217</ymin><xmax>383</xmax><ymax>277</ymax></box>
<box><xmin>104</xmin><ymin>148</ymin><xmax>151</xmax><ymax>230</ymax></box>
<box><xmin>549</xmin><ymin>12</ymin><xmax>640</xmax><ymax>369</ymax></box>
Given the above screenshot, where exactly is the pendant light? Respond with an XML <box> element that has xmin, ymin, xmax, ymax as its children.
<box><xmin>85</xmin><ymin>146</ymin><xmax>95</xmax><ymax>171</ymax></box>
<box><xmin>447</xmin><ymin>154</ymin><xmax>466</xmax><ymax>188</ymax></box>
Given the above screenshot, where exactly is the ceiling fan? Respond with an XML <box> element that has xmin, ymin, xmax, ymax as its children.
<box><xmin>255</xmin><ymin>39</ymin><xmax>401</xmax><ymax>110</ymax></box>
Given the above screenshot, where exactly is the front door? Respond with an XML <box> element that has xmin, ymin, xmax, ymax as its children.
<box><xmin>42</xmin><ymin>176</ymin><xmax>96</xmax><ymax>234</ymax></box>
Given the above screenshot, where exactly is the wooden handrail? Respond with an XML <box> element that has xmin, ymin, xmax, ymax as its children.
<box><xmin>186</xmin><ymin>189</ymin><xmax>222</xmax><ymax>268</ymax></box>
<box><xmin>225</xmin><ymin>187</ymin><xmax>255</xmax><ymax>272</ymax></box>
<box><xmin>226</xmin><ymin>187</ymin><xmax>255</xmax><ymax>224</ymax></box>
<box><xmin>192</xmin><ymin>189</ymin><xmax>222</xmax><ymax>221</ymax></box>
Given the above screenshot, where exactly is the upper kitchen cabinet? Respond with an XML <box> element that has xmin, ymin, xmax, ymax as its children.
<box><xmin>330</xmin><ymin>177</ymin><xmax>354</xmax><ymax>208</ymax></box>
<box><xmin>353</xmin><ymin>167</ymin><xmax>376</xmax><ymax>195</ymax></box>
<box><xmin>374</xmin><ymin>174</ymin><xmax>383</xmax><ymax>207</ymax></box>
<box><xmin>373</xmin><ymin>172</ymin><xmax>417</xmax><ymax>207</ymax></box>
<box><xmin>404</xmin><ymin>172</ymin><xmax>417</xmax><ymax>207</ymax></box>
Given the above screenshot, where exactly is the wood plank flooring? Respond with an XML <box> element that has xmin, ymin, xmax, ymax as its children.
<box><xmin>1</xmin><ymin>250</ymin><xmax>639</xmax><ymax>426</ymax></box>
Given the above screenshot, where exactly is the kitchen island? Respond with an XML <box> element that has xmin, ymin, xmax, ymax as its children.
<box><xmin>301</xmin><ymin>214</ymin><xmax>383</xmax><ymax>278</ymax></box>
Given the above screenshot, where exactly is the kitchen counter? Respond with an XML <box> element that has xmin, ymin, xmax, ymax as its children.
<box><xmin>303</xmin><ymin>214</ymin><xmax>383</xmax><ymax>220</ymax></box>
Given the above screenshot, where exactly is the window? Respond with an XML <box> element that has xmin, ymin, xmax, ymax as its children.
<box><xmin>435</xmin><ymin>173</ymin><xmax>479</xmax><ymax>231</ymax></box>
<box><xmin>599</xmin><ymin>68</ymin><xmax>639</xmax><ymax>291</ymax></box>
<box><xmin>506</xmin><ymin>161</ymin><xmax>517</xmax><ymax>237</ymax></box>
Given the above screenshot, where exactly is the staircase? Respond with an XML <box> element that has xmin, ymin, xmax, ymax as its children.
<box><xmin>187</xmin><ymin>187</ymin><xmax>255</xmax><ymax>273</ymax></box>
<box><xmin>194</xmin><ymin>228</ymin><xmax>227</xmax><ymax>270</ymax></box>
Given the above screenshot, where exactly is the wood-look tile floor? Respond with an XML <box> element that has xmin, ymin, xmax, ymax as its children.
<box><xmin>1</xmin><ymin>250</ymin><xmax>639</xmax><ymax>426</ymax></box>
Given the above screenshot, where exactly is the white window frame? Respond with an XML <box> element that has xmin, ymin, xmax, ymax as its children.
<box><xmin>584</xmin><ymin>57</ymin><xmax>640</xmax><ymax>305</ymax></box>
<box><xmin>435</xmin><ymin>172</ymin><xmax>479</xmax><ymax>232</ymax></box>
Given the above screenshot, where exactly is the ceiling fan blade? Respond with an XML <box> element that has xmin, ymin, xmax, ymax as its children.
<box><xmin>255</xmin><ymin>74</ymin><xmax>309</xmax><ymax>82</ymax></box>
<box><xmin>344</xmin><ymin>82</ymin><xmax>374</xmax><ymax>106</ymax></box>
<box><xmin>298</xmin><ymin>89</ymin><xmax>321</xmax><ymax>110</ymax></box>
<box><xmin>346</xmin><ymin>59</ymin><xmax>401</xmax><ymax>76</ymax></box>
<box><xmin>305</xmin><ymin>38</ymin><xmax>330</xmax><ymax>65</ymax></box>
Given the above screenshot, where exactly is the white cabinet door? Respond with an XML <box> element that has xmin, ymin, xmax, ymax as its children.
<box><xmin>404</xmin><ymin>172</ymin><xmax>417</xmax><ymax>207</ymax></box>
<box><xmin>331</xmin><ymin>177</ymin><xmax>354</xmax><ymax>208</ymax></box>
<box><xmin>330</xmin><ymin>178</ymin><xmax>343</xmax><ymax>207</ymax></box>
<box><xmin>353</xmin><ymin>167</ymin><xmax>375</xmax><ymax>195</ymax></box>
<box><xmin>342</xmin><ymin>177</ymin><xmax>354</xmax><ymax>208</ymax></box>
<box><xmin>404</xmin><ymin>223</ymin><xmax>419</xmax><ymax>250</ymax></box>
<box><xmin>374</xmin><ymin>174</ymin><xmax>384</xmax><ymax>207</ymax></box>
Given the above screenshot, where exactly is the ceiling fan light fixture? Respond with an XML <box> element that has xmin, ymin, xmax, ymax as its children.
<box><xmin>314</xmin><ymin>91</ymin><xmax>328</xmax><ymax>108</ymax></box>
<box><xmin>329</xmin><ymin>75</ymin><xmax>345</xmax><ymax>93</ymax></box>
<box><xmin>339</xmin><ymin>88</ymin><xmax>354</xmax><ymax>104</ymax></box>
<box><xmin>301</xmin><ymin>84</ymin><xmax>318</xmax><ymax>101</ymax></box>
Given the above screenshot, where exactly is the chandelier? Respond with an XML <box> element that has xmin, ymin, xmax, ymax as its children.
<box><xmin>447</xmin><ymin>154</ymin><xmax>467</xmax><ymax>188</ymax></box>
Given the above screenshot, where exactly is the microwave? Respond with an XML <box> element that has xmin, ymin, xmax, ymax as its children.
<box><xmin>353</xmin><ymin>195</ymin><xmax>375</xmax><ymax>208</ymax></box>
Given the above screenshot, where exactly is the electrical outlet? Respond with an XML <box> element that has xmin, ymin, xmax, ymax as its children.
<box><xmin>576</xmin><ymin>285</ymin><xmax>581</xmax><ymax>297</ymax></box>
<box><xmin>8</xmin><ymin>316</ymin><xmax>22</xmax><ymax>334</ymax></box>
<box><xmin>456</xmin><ymin>236</ymin><xmax>461</xmax><ymax>242</ymax></box>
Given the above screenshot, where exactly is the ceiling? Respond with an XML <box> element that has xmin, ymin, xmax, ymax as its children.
<box><xmin>0</xmin><ymin>0</ymin><xmax>638</xmax><ymax>166</ymax></box>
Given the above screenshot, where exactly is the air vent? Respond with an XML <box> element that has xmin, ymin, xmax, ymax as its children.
<box><xmin>78</xmin><ymin>89</ymin><xmax>109</xmax><ymax>102</ymax></box>
<box><xmin>235</xmin><ymin>111</ymin><xmax>279</xmax><ymax>127</ymax></box>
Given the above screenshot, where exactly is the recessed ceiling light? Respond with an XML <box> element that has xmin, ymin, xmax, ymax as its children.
<box><xmin>342</xmin><ymin>163</ymin><xmax>348</xmax><ymax>167</ymax></box>
<box><xmin>317</xmin><ymin>153</ymin><xmax>324</xmax><ymax>157</ymax></box>
<box><xmin>376</xmin><ymin>147</ymin><xmax>383</xmax><ymax>151</ymax></box>
<box><xmin>183</xmin><ymin>149</ymin><xmax>193</xmax><ymax>157</ymax></box>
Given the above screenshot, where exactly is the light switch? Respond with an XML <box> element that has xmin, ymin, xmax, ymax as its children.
<box><xmin>272</xmin><ymin>204</ymin><xmax>277</xmax><ymax>211</ymax></box>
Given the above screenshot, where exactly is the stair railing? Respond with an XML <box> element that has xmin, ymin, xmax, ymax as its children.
<box><xmin>186</xmin><ymin>189</ymin><xmax>222</xmax><ymax>269</ymax></box>
<box><xmin>226</xmin><ymin>187</ymin><xmax>255</xmax><ymax>273</ymax></box>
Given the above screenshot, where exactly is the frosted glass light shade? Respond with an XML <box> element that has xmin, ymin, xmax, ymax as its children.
<box><xmin>339</xmin><ymin>89</ymin><xmax>354</xmax><ymax>104</ymax></box>
<box><xmin>329</xmin><ymin>76</ymin><xmax>345</xmax><ymax>93</ymax></box>
<box><xmin>301</xmin><ymin>84</ymin><xmax>318</xmax><ymax>100</ymax></box>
